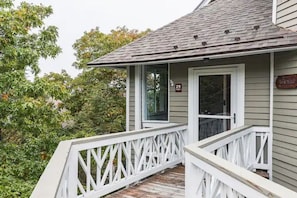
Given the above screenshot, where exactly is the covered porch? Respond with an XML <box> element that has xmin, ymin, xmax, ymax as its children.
<box><xmin>31</xmin><ymin>124</ymin><xmax>297</xmax><ymax>197</ymax></box>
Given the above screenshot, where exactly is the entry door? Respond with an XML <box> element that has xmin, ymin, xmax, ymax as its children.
<box><xmin>197</xmin><ymin>69</ymin><xmax>238</xmax><ymax>140</ymax></box>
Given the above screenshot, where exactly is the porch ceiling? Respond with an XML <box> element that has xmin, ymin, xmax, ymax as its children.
<box><xmin>88</xmin><ymin>0</ymin><xmax>297</xmax><ymax>67</ymax></box>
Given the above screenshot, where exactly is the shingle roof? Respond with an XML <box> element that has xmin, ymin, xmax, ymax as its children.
<box><xmin>88</xmin><ymin>0</ymin><xmax>297</xmax><ymax>66</ymax></box>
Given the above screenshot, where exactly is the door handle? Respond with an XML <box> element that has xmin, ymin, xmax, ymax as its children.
<box><xmin>233</xmin><ymin>113</ymin><xmax>236</xmax><ymax>124</ymax></box>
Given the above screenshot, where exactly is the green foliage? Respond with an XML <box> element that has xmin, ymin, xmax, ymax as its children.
<box><xmin>0</xmin><ymin>130</ymin><xmax>70</xmax><ymax>197</ymax></box>
<box><xmin>0</xmin><ymin>0</ymin><xmax>61</xmax><ymax>74</ymax></box>
<box><xmin>70</xmin><ymin>69</ymin><xmax>126</xmax><ymax>133</ymax></box>
<box><xmin>0</xmin><ymin>71</ymin><xmax>70</xmax><ymax>138</ymax></box>
<box><xmin>69</xmin><ymin>27</ymin><xmax>150</xmax><ymax>134</ymax></box>
<box><xmin>0</xmin><ymin>1</ymin><xmax>65</xmax><ymax>197</ymax></box>
<box><xmin>0</xmin><ymin>0</ymin><xmax>64</xmax><ymax>137</ymax></box>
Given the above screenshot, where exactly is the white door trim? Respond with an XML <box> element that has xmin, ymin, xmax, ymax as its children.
<box><xmin>188</xmin><ymin>64</ymin><xmax>245</xmax><ymax>143</ymax></box>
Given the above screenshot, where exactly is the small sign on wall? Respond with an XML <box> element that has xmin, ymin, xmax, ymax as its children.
<box><xmin>276</xmin><ymin>74</ymin><xmax>297</xmax><ymax>89</ymax></box>
<box><xmin>175</xmin><ymin>83</ymin><xmax>182</xmax><ymax>92</ymax></box>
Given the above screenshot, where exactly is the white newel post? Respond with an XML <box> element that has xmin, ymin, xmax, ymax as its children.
<box><xmin>68</xmin><ymin>148</ymin><xmax>78</xmax><ymax>198</ymax></box>
<box><xmin>185</xmin><ymin>152</ymin><xmax>203</xmax><ymax>198</ymax></box>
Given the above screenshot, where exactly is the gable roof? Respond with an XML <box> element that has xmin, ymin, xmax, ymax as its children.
<box><xmin>89</xmin><ymin>0</ymin><xmax>297</xmax><ymax>67</ymax></box>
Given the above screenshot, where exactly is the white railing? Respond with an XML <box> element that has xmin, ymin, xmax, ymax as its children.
<box><xmin>184</xmin><ymin>125</ymin><xmax>297</xmax><ymax>198</ymax></box>
<box><xmin>31</xmin><ymin>124</ymin><xmax>187</xmax><ymax>198</ymax></box>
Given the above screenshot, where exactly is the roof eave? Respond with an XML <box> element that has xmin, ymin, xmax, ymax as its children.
<box><xmin>88</xmin><ymin>45</ymin><xmax>297</xmax><ymax>68</ymax></box>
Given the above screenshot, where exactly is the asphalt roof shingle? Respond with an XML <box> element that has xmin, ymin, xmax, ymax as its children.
<box><xmin>89</xmin><ymin>0</ymin><xmax>297</xmax><ymax>66</ymax></box>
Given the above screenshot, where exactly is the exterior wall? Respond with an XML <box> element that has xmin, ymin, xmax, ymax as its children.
<box><xmin>128</xmin><ymin>54</ymin><xmax>271</xmax><ymax>129</ymax></box>
<box><xmin>170</xmin><ymin>64</ymin><xmax>188</xmax><ymax>123</ymax></box>
<box><xmin>170</xmin><ymin>54</ymin><xmax>270</xmax><ymax>126</ymax></box>
<box><xmin>276</xmin><ymin>0</ymin><xmax>297</xmax><ymax>31</ymax></box>
<box><xmin>129</xmin><ymin>66</ymin><xmax>135</xmax><ymax>130</ymax></box>
<box><xmin>273</xmin><ymin>50</ymin><xmax>297</xmax><ymax>191</ymax></box>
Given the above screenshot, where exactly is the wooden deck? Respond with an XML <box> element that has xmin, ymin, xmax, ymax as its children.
<box><xmin>106</xmin><ymin>165</ymin><xmax>185</xmax><ymax>198</ymax></box>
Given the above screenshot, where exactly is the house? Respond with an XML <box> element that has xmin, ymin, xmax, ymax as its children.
<box><xmin>31</xmin><ymin>0</ymin><xmax>297</xmax><ymax>197</ymax></box>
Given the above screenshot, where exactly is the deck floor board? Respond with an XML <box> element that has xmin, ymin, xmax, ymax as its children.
<box><xmin>106</xmin><ymin>165</ymin><xmax>185</xmax><ymax>198</ymax></box>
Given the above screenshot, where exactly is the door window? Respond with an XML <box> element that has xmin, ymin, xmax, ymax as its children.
<box><xmin>198</xmin><ymin>74</ymin><xmax>233</xmax><ymax>140</ymax></box>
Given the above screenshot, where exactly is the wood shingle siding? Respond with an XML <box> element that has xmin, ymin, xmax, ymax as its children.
<box><xmin>276</xmin><ymin>0</ymin><xmax>297</xmax><ymax>31</ymax></box>
<box><xmin>273</xmin><ymin>50</ymin><xmax>297</xmax><ymax>192</ymax></box>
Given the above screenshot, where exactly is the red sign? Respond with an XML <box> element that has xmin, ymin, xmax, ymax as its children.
<box><xmin>175</xmin><ymin>83</ymin><xmax>182</xmax><ymax>92</ymax></box>
<box><xmin>276</xmin><ymin>74</ymin><xmax>297</xmax><ymax>89</ymax></box>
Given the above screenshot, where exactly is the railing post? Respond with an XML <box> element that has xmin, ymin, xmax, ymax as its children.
<box><xmin>267</xmin><ymin>128</ymin><xmax>273</xmax><ymax>179</ymax></box>
<box><xmin>185</xmin><ymin>152</ymin><xmax>203</xmax><ymax>197</ymax></box>
<box><xmin>250</xmin><ymin>131</ymin><xmax>256</xmax><ymax>172</ymax></box>
<box><xmin>68</xmin><ymin>148</ymin><xmax>78</xmax><ymax>198</ymax></box>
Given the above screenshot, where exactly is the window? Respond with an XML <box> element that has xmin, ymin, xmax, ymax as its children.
<box><xmin>144</xmin><ymin>64</ymin><xmax>168</xmax><ymax>121</ymax></box>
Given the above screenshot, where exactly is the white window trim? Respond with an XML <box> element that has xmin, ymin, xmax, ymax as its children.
<box><xmin>141</xmin><ymin>63</ymin><xmax>170</xmax><ymax>126</ymax></box>
<box><xmin>188</xmin><ymin>64</ymin><xmax>245</xmax><ymax>143</ymax></box>
<box><xmin>272</xmin><ymin>0</ymin><xmax>277</xmax><ymax>24</ymax></box>
<box><xmin>126</xmin><ymin>66</ymin><xmax>130</xmax><ymax>131</ymax></box>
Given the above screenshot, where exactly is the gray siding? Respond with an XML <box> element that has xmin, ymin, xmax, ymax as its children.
<box><xmin>276</xmin><ymin>0</ymin><xmax>297</xmax><ymax>31</ymax></box>
<box><xmin>170</xmin><ymin>54</ymin><xmax>270</xmax><ymax>126</ymax></box>
<box><xmin>129</xmin><ymin>66</ymin><xmax>135</xmax><ymax>131</ymax></box>
<box><xmin>273</xmin><ymin>51</ymin><xmax>297</xmax><ymax>191</ymax></box>
<box><xmin>170</xmin><ymin>64</ymin><xmax>188</xmax><ymax>123</ymax></box>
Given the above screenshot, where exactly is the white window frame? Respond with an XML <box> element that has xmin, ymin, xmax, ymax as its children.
<box><xmin>142</xmin><ymin>64</ymin><xmax>170</xmax><ymax>128</ymax></box>
<box><xmin>272</xmin><ymin>0</ymin><xmax>277</xmax><ymax>24</ymax></box>
<box><xmin>188</xmin><ymin>64</ymin><xmax>245</xmax><ymax>143</ymax></box>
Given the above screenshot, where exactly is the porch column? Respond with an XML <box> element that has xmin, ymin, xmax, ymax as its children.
<box><xmin>135</xmin><ymin>66</ymin><xmax>142</xmax><ymax>130</ymax></box>
<box><xmin>268</xmin><ymin>52</ymin><xmax>274</xmax><ymax>179</ymax></box>
<box><xmin>126</xmin><ymin>66</ymin><xmax>130</xmax><ymax>131</ymax></box>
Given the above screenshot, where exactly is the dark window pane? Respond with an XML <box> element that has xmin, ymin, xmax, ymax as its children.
<box><xmin>144</xmin><ymin>64</ymin><xmax>168</xmax><ymax>121</ymax></box>
<box><xmin>199</xmin><ymin>75</ymin><xmax>231</xmax><ymax>116</ymax></box>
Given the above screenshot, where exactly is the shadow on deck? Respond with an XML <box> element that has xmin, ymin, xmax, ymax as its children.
<box><xmin>106</xmin><ymin>165</ymin><xmax>185</xmax><ymax>198</ymax></box>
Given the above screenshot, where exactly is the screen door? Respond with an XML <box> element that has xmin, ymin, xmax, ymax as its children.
<box><xmin>198</xmin><ymin>73</ymin><xmax>236</xmax><ymax>140</ymax></box>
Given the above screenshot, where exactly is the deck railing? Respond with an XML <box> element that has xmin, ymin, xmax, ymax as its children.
<box><xmin>31</xmin><ymin>124</ymin><xmax>187</xmax><ymax>198</ymax></box>
<box><xmin>184</xmin><ymin>125</ymin><xmax>297</xmax><ymax>197</ymax></box>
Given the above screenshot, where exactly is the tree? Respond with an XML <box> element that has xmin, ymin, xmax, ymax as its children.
<box><xmin>70</xmin><ymin>27</ymin><xmax>150</xmax><ymax>133</ymax></box>
<box><xmin>0</xmin><ymin>1</ymin><xmax>61</xmax><ymax>74</ymax></box>
<box><xmin>68</xmin><ymin>69</ymin><xmax>126</xmax><ymax>134</ymax></box>
<box><xmin>0</xmin><ymin>0</ymin><xmax>63</xmax><ymax>133</ymax></box>
<box><xmin>0</xmin><ymin>1</ymin><xmax>65</xmax><ymax>197</ymax></box>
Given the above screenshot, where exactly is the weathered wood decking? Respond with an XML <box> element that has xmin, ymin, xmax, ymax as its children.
<box><xmin>106</xmin><ymin>165</ymin><xmax>185</xmax><ymax>198</ymax></box>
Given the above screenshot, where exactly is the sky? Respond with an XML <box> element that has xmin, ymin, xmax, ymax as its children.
<box><xmin>16</xmin><ymin>0</ymin><xmax>200</xmax><ymax>77</ymax></box>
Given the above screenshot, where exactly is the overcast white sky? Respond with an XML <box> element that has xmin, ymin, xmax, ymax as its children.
<box><xmin>17</xmin><ymin>0</ymin><xmax>200</xmax><ymax>77</ymax></box>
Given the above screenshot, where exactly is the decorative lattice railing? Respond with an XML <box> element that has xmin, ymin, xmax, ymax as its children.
<box><xmin>31</xmin><ymin>124</ymin><xmax>187</xmax><ymax>198</ymax></box>
<box><xmin>184</xmin><ymin>125</ymin><xmax>297</xmax><ymax>198</ymax></box>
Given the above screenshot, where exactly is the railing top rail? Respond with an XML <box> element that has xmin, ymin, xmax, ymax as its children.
<box><xmin>194</xmin><ymin>125</ymin><xmax>252</xmax><ymax>149</ymax></box>
<box><xmin>190</xmin><ymin>125</ymin><xmax>271</xmax><ymax>152</ymax></box>
<box><xmin>185</xmin><ymin>144</ymin><xmax>297</xmax><ymax>198</ymax></box>
<box><xmin>71</xmin><ymin>123</ymin><xmax>187</xmax><ymax>145</ymax></box>
<box><xmin>31</xmin><ymin>123</ymin><xmax>188</xmax><ymax>198</ymax></box>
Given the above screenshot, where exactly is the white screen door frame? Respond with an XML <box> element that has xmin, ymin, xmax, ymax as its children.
<box><xmin>188</xmin><ymin>64</ymin><xmax>245</xmax><ymax>143</ymax></box>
